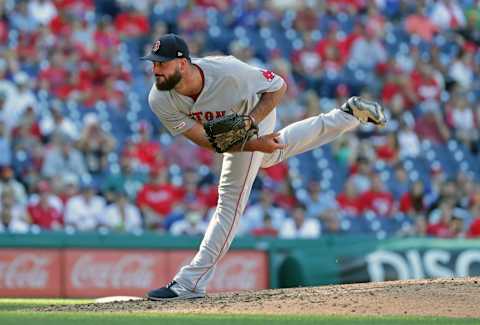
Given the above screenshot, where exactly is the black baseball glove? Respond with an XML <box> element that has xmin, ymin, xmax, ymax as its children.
<box><xmin>203</xmin><ymin>114</ymin><xmax>258</xmax><ymax>153</ymax></box>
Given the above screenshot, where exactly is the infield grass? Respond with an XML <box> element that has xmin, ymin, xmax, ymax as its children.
<box><xmin>0</xmin><ymin>298</ymin><xmax>478</xmax><ymax>325</ymax></box>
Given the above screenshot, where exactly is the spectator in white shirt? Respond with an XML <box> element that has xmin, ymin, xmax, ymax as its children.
<box><xmin>170</xmin><ymin>210</ymin><xmax>208</xmax><ymax>236</ymax></box>
<box><xmin>0</xmin><ymin>166</ymin><xmax>27</xmax><ymax>207</ymax></box>
<box><xmin>0</xmin><ymin>66</ymin><xmax>18</xmax><ymax>131</ymax></box>
<box><xmin>279</xmin><ymin>205</ymin><xmax>321</xmax><ymax>239</ymax></box>
<box><xmin>28</xmin><ymin>0</ymin><xmax>57</xmax><ymax>26</ymax></box>
<box><xmin>100</xmin><ymin>190</ymin><xmax>142</xmax><ymax>233</ymax></box>
<box><xmin>449</xmin><ymin>96</ymin><xmax>477</xmax><ymax>149</ymax></box>
<box><xmin>39</xmin><ymin>101</ymin><xmax>79</xmax><ymax>141</ymax></box>
<box><xmin>0</xmin><ymin>188</ymin><xmax>30</xmax><ymax>233</ymax></box>
<box><xmin>7</xmin><ymin>72</ymin><xmax>38</xmax><ymax>129</ymax></box>
<box><xmin>430</xmin><ymin>0</ymin><xmax>466</xmax><ymax>30</ymax></box>
<box><xmin>349</xmin><ymin>25</ymin><xmax>387</xmax><ymax>69</ymax></box>
<box><xmin>0</xmin><ymin>120</ymin><xmax>11</xmax><ymax>167</ymax></box>
<box><xmin>449</xmin><ymin>49</ymin><xmax>474</xmax><ymax>90</ymax></box>
<box><xmin>451</xmin><ymin>97</ymin><xmax>475</xmax><ymax>131</ymax></box>
<box><xmin>64</xmin><ymin>181</ymin><xmax>106</xmax><ymax>232</ymax></box>
<box><xmin>41</xmin><ymin>133</ymin><xmax>89</xmax><ymax>183</ymax></box>
<box><xmin>397</xmin><ymin>121</ymin><xmax>421</xmax><ymax>159</ymax></box>
<box><xmin>9</xmin><ymin>1</ymin><xmax>38</xmax><ymax>33</ymax></box>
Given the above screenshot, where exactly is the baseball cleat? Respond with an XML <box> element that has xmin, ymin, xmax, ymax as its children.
<box><xmin>146</xmin><ymin>281</ymin><xmax>205</xmax><ymax>300</ymax></box>
<box><xmin>342</xmin><ymin>96</ymin><xmax>387</xmax><ymax>127</ymax></box>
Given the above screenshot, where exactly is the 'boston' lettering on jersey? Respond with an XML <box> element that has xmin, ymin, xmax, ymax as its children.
<box><xmin>188</xmin><ymin>110</ymin><xmax>226</xmax><ymax>121</ymax></box>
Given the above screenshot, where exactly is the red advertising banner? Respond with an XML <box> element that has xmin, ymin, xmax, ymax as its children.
<box><xmin>167</xmin><ymin>250</ymin><xmax>269</xmax><ymax>292</ymax></box>
<box><xmin>0</xmin><ymin>248</ymin><xmax>268</xmax><ymax>298</ymax></box>
<box><xmin>0</xmin><ymin>249</ymin><xmax>61</xmax><ymax>297</ymax></box>
<box><xmin>63</xmin><ymin>250</ymin><xmax>169</xmax><ymax>298</ymax></box>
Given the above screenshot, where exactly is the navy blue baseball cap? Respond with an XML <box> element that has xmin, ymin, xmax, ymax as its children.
<box><xmin>140</xmin><ymin>34</ymin><xmax>190</xmax><ymax>62</ymax></box>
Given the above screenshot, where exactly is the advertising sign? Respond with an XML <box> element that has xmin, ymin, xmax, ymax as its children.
<box><xmin>167</xmin><ymin>250</ymin><xmax>269</xmax><ymax>292</ymax></box>
<box><xmin>0</xmin><ymin>249</ymin><xmax>61</xmax><ymax>297</ymax></box>
<box><xmin>64</xmin><ymin>250</ymin><xmax>169</xmax><ymax>297</ymax></box>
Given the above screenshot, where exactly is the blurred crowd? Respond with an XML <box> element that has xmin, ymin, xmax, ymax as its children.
<box><xmin>0</xmin><ymin>0</ymin><xmax>480</xmax><ymax>240</ymax></box>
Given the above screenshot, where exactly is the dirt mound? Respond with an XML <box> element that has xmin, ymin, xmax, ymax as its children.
<box><xmin>38</xmin><ymin>277</ymin><xmax>480</xmax><ymax>317</ymax></box>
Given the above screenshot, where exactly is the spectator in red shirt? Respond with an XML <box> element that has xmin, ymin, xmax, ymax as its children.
<box><xmin>114</xmin><ymin>6</ymin><xmax>149</xmax><ymax>38</ymax></box>
<box><xmin>196</xmin><ymin>0</ymin><xmax>231</xmax><ymax>11</ymax></box>
<box><xmin>38</xmin><ymin>51</ymin><xmax>69</xmax><ymax>95</ymax></box>
<box><xmin>85</xmin><ymin>76</ymin><xmax>125</xmax><ymax>109</ymax></box>
<box><xmin>381</xmin><ymin>70</ymin><xmax>417</xmax><ymax>111</ymax></box>
<box><xmin>292</xmin><ymin>33</ymin><xmax>323</xmax><ymax>80</ymax></box>
<box><xmin>467</xmin><ymin>203</ymin><xmax>480</xmax><ymax>238</ymax></box>
<box><xmin>53</xmin><ymin>70</ymin><xmax>77</xmax><ymax>100</ymax></box>
<box><xmin>326</xmin><ymin>0</ymin><xmax>366</xmax><ymax>13</ymax></box>
<box><xmin>468</xmin><ymin>217</ymin><xmax>480</xmax><ymax>237</ymax></box>
<box><xmin>321</xmin><ymin>44</ymin><xmax>346</xmax><ymax>97</ymax></box>
<box><xmin>360</xmin><ymin>173</ymin><xmax>395</xmax><ymax>217</ymax></box>
<box><xmin>123</xmin><ymin>120</ymin><xmax>163</xmax><ymax>171</ymax></box>
<box><xmin>48</xmin><ymin>8</ymin><xmax>71</xmax><ymax>36</ymax></box>
<box><xmin>27</xmin><ymin>180</ymin><xmax>63</xmax><ymax>230</ymax></box>
<box><xmin>177</xmin><ymin>2</ymin><xmax>208</xmax><ymax>34</ymax></box>
<box><xmin>410</xmin><ymin>62</ymin><xmax>442</xmax><ymax>102</ymax></box>
<box><xmin>315</xmin><ymin>24</ymin><xmax>349</xmax><ymax>64</ymax></box>
<box><xmin>261</xmin><ymin>161</ymin><xmax>289</xmax><ymax>184</ymax></box>
<box><xmin>94</xmin><ymin>17</ymin><xmax>120</xmax><ymax>51</ymax></box>
<box><xmin>11</xmin><ymin>106</ymin><xmax>42</xmax><ymax>139</ymax></box>
<box><xmin>427</xmin><ymin>202</ymin><xmax>463</xmax><ymax>238</ymax></box>
<box><xmin>375</xmin><ymin>132</ymin><xmax>399</xmax><ymax>165</ymax></box>
<box><xmin>136</xmin><ymin>168</ymin><xmax>182</xmax><ymax>231</ymax></box>
<box><xmin>0</xmin><ymin>15</ymin><xmax>7</xmax><ymax>45</ymax></box>
<box><xmin>404</xmin><ymin>3</ymin><xmax>439</xmax><ymax>42</ymax></box>
<box><xmin>337</xmin><ymin>177</ymin><xmax>363</xmax><ymax>217</ymax></box>
<box><xmin>54</xmin><ymin>0</ymin><xmax>94</xmax><ymax>13</ymax></box>
<box><xmin>414</xmin><ymin>100</ymin><xmax>450</xmax><ymax>144</ymax></box>
<box><xmin>399</xmin><ymin>181</ymin><xmax>427</xmax><ymax>217</ymax></box>
<box><xmin>272</xmin><ymin>178</ymin><xmax>297</xmax><ymax>211</ymax></box>
<box><xmin>292</xmin><ymin>5</ymin><xmax>318</xmax><ymax>33</ymax></box>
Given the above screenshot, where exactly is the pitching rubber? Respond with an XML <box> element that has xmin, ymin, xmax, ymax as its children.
<box><xmin>95</xmin><ymin>296</ymin><xmax>145</xmax><ymax>303</ymax></box>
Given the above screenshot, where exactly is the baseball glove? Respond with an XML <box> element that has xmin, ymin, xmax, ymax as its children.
<box><xmin>203</xmin><ymin>114</ymin><xmax>258</xmax><ymax>153</ymax></box>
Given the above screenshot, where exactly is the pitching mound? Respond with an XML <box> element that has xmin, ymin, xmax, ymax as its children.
<box><xmin>38</xmin><ymin>277</ymin><xmax>480</xmax><ymax>317</ymax></box>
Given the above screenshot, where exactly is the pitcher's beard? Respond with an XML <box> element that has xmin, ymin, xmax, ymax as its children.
<box><xmin>155</xmin><ymin>70</ymin><xmax>182</xmax><ymax>91</ymax></box>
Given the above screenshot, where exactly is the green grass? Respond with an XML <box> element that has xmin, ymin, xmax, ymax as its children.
<box><xmin>0</xmin><ymin>299</ymin><xmax>478</xmax><ymax>325</ymax></box>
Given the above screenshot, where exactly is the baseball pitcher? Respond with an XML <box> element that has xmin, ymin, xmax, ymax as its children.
<box><xmin>141</xmin><ymin>34</ymin><xmax>386</xmax><ymax>299</ymax></box>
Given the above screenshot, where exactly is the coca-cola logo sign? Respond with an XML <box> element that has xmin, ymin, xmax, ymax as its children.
<box><xmin>175</xmin><ymin>252</ymin><xmax>266</xmax><ymax>291</ymax></box>
<box><xmin>71</xmin><ymin>254</ymin><xmax>155</xmax><ymax>289</ymax></box>
<box><xmin>0</xmin><ymin>254</ymin><xmax>50</xmax><ymax>288</ymax></box>
<box><xmin>211</xmin><ymin>257</ymin><xmax>259</xmax><ymax>290</ymax></box>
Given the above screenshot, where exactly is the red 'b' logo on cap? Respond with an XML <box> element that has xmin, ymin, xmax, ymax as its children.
<box><xmin>152</xmin><ymin>40</ymin><xmax>161</xmax><ymax>52</ymax></box>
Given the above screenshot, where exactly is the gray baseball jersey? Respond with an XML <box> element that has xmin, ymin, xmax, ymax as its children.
<box><xmin>148</xmin><ymin>55</ymin><xmax>284</xmax><ymax>136</ymax></box>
